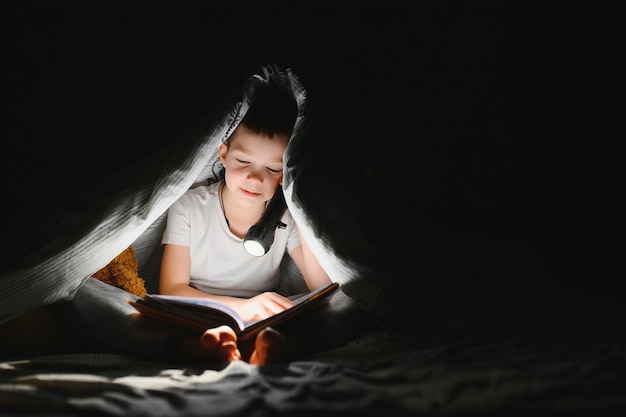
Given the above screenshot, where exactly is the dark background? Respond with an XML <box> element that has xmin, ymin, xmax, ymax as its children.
<box><xmin>1</xmin><ymin>2</ymin><xmax>622</xmax><ymax>293</ymax></box>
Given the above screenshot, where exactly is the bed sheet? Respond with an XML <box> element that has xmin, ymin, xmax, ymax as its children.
<box><xmin>2</xmin><ymin>295</ymin><xmax>625</xmax><ymax>417</ymax></box>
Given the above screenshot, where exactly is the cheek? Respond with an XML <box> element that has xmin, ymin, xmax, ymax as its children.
<box><xmin>223</xmin><ymin>165</ymin><xmax>242</xmax><ymax>183</ymax></box>
<box><xmin>267</xmin><ymin>176</ymin><xmax>281</xmax><ymax>188</ymax></box>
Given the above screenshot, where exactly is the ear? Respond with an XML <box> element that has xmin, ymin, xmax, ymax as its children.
<box><xmin>279</xmin><ymin>176</ymin><xmax>283</xmax><ymax>186</ymax></box>
<box><xmin>218</xmin><ymin>142</ymin><xmax>228</xmax><ymax>164</ymax></box>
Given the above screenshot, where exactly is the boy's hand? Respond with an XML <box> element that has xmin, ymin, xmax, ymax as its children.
<box><xmin>236</xmin><ymin>292</ymin><xmax>295</xmax><ymax>321</ymax></box>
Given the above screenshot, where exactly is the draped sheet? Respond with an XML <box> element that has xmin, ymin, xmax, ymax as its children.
<box><xmin>0</xmin><ymin>64</ymin><xmax>381</xmax><ymax>326</ymax></box>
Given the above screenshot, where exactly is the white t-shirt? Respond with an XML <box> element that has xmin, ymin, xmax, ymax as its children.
<box><xmin>161</xmin><ymin>182</ymin><xmax>301</xmax><ymax>298</ymax></box>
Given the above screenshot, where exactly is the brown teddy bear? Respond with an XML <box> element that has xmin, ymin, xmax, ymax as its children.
<box><xmin>92</xmin><ymin>246</ymin><xmax>147</xmax><ymax>297</ymax></box>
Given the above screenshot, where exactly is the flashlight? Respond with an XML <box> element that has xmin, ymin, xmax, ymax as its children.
<box><xmin>243</xmin><ymin>186</ymin><xmax>287</xmax><ymax>256</ymax></box>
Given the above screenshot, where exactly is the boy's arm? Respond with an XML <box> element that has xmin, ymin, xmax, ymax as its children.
<box><xmin>159</xmin><ymin>244</ymin><xmax>206</xmax><ymax>297</ymax></box>
<box><xmin>290</xmin><ymin>226</ymin><xmax>331</xmax><ymax>291</ymax></box>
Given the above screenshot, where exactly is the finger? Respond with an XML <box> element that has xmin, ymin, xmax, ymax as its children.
<box><xmin>267</xmin><ymin>293</ymin><xmax>295</xmax><ymax>309</ymax></box>
<box><xmin>263</xmin><ymin>299</ymin><xmax>290</xmax><ymax>315</ymax></box>
<box><xmin>253</xmin><ymin>309</ymin><xmax>273</xmax><ymax>321</ymax></box>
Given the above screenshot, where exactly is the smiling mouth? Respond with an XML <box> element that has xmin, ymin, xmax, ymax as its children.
<box><xmin>241</xmin><ymin>188</ymin><xmax>262</xmax><ymax>197</ymax></box>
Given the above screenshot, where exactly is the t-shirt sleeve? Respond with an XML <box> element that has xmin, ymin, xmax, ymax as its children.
<box><xmin>161</xmin><ymin>194</ymin><xmax>192</xmax><ymax>247</ymax></box>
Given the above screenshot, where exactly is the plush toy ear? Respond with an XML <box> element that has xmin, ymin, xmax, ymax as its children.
<box><xmin>92</xmin><ymin>246</ymin><xmax>147</xmax><ymax>297</ymax></box>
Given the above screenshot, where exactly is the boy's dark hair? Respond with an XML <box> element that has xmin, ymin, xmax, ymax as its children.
<box><xmin>234</xmin><ymin>70</ymin><xmax>298</xmax><ymax>142</ymax></box>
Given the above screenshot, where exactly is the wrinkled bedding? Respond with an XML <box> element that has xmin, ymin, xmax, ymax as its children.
<box><xmin>2</xmin><ymin>295</ymin><xmax>625</xmax><ymax>416</ymax></box>
<box><xmin>2</xmin><ymin>55</ymin><xmax>625</xmax><ymax>417</ymax></box>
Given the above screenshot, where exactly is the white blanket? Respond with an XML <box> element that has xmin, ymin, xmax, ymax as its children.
<box><xmin>0</xmin><ymin>64</ymin><xmax>381</xmax><ymax>327</ymax></box>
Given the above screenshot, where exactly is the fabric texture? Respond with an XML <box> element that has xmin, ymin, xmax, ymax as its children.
<box><xmin>0</xmin><ymin>65</ymin><xmax>294</xmax><ymax>324</ymax></box>
<box><xmin>161</xmin><ymin>182</ymin><xmax>300</xmax><ymax>297</ymax></box>
<box><xmin>0</xmin><ymin>63</ymin><xmax>380</xmax><ymax>326</ymax></box>
<box><xmin>56</xmin><ymin>277</ymin><xmax>191</xmax><ymax>362</ymax></box>
<box><xmin>2</xmin><ymin>292</ymin><xmax>625</xmax><ymax>416</ymax></box>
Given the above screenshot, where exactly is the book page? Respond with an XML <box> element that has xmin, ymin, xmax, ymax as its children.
<box><xmin>148</xmin><ymin>294</ymin><xmax>243</xmax><ymax>329</ymax></box>
<box><xmin>128</xmin><ymin>281</ymin><xmax>340</xmax><ymax>341</ymax></box>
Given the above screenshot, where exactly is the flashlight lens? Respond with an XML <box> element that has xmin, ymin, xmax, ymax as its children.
<box><xmin>243</xmin><ymin>239</ymin><xmax>267</xmax><ymax>256</ymax></box>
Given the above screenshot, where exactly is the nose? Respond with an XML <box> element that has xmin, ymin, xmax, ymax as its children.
<box><xmin>246</xmin><ymin>166</ymin><xmax>265</xmax><ymax>184</ymax></box>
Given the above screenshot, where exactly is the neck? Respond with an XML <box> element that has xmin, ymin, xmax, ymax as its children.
<box><xmin>220</xmin><ymin>182</ymin><xmax>265</xmax><ymax>235</ymax></box>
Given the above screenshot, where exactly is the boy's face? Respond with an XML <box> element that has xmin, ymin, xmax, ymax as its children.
<box><xmin>219</xmin><ymin>125</ymin><xmax>288</xmax><ymax>205</ymax></box>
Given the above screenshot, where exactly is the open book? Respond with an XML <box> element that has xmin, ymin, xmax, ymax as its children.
<box><xmin>128</xmin><ymin>281</ymin><xmax>340</xmax><ymax>342</ymax></box>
